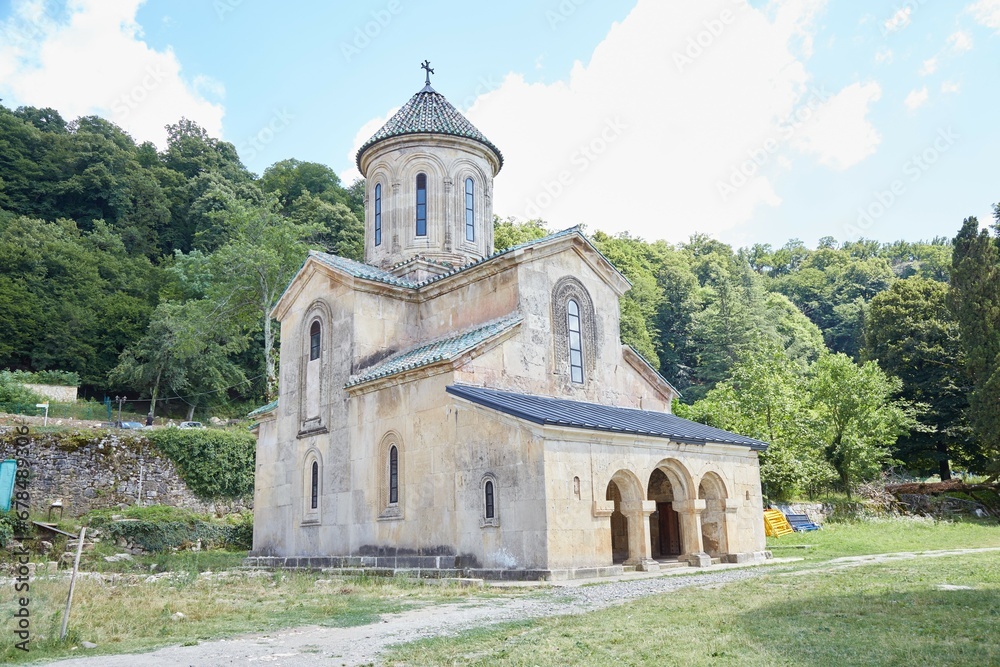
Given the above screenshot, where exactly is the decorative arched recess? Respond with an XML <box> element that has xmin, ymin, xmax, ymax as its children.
<box><xmin>480</xmin><ymin>473</ymin><xmax>499</xmax><ymax>527</ymax></box>
<box><xmin>297</xmin><ymin>299</ymin><xmax>332</xmax><ymax>437</ymax></box>
<box><xmin>378</xmin><ymin>430</ymin><xmax>403</xmax><ymax>520</ymax></box>
<box><xmin>302</xmin><ymin>448</ymin><xmax>322</xmax><ymax>525</ymax></box>
<box><xmin>551</xmin><ymin>276</ymin><xmax>599</xmax><ymax>384</ymax></box>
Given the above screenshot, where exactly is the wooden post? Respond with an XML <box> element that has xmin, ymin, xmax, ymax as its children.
<box><xmin>60</xmin><ymin>526</ymin><xmax>86</xmax><ymax>641</ymax></box>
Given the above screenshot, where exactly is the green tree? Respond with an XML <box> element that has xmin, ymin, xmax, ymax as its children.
<box><xmin>865</xmin><ymin>278</ymin><xmax>968</xmax><ymax>479</ymax></box>
<box><xmin>681</xmin><ymin>346</ymin><xmax>835</xmax><ymax>499</ymax></box>
<box><xmin>948</xmin><ymin>215</ymin><xmax>1000</xmax><ymax>479</ymax></box>
<box><xmin>807</xmin><ymin>353</ymin><xmax>916</xmax><ymax>496</ymax></box>
<box><xmin>492</xmin><ymin>216</ymin><xmax>547</xmax><ymax>251</ymax></box>
<box><xmin>203</xmin><ymin>199</ymin><xmax>317</xmax><ymax>399</ymax></box>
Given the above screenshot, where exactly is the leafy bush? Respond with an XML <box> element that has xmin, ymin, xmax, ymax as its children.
<box><xmin>147</xmin><ymin>428</ymin><xmax>255</xmax><ymax>500</ymax></box>
<box><xmin>0</xmin><ymin>509</ymin><xmax>31</xmax><ymax>547</ymax></box>
<box><xmin>5</xmin><ymin>369</ymin><xmax>80</xmax><ymax>387</ymax></box>
<box><xmin>88</xmin><ymin>506</ymin><xmax>253</xmax><ymax>552</ymax></box>
<box><xmin>226</xmin><ymin>512</ymin><xmax>254</xmax><ymax>550</ymax></box>
<box><xmin>0</xmin><ymin>372</ymin><xmax>46</xmax><ymax>404</ymax></box>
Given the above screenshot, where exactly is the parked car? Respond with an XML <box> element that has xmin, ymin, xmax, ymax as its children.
<box><xmin>118</xmin><ymin>421</ymin><xmax>145</xmax><ymax>430</ymax></box>
<box><xmin>178</xmin><ymin>421</ymin><xmax>205</xmax><ymax>429</ymax></box>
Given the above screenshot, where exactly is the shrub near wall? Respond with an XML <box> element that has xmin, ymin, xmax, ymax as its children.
<box><xmin>146</xmin><ymin>428</ymin><xmax>256</xmax><ymax>500</ymax></box>
<box><xmin>0</xmin><ymin>428</ymin><xmax>254</xmax><ymax>516</ymax></box>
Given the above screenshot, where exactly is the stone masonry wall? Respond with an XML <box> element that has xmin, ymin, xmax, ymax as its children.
<box><xmin>0</xmin><ymin>429</ymin><xmax>249</xmax><ymax>517</ymax></box>
<box><xmin>23</xmin><ymin>384</ymin><xmax>78</xmax><ymax>402</ymax></box>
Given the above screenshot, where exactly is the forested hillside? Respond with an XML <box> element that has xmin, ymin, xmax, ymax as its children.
<box><xmin>1</xmin><ymin>104</ymin><xmax>997</xmax><ymax>495</ymax></box>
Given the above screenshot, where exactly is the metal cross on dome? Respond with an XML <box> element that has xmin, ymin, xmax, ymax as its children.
<box><xmin>421</xmin><ymin>60</ymin><xmax>434</xmax><ymax>86</ymax></box>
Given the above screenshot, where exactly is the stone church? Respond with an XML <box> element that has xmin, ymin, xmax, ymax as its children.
<box><xmin>248</xmin><ymin>71</ymin><xmax>769</xmax><ymax>579</ymax></box>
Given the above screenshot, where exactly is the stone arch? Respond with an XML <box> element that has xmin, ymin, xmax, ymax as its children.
<box><xmin>648</xmin><ymin>459</ymin><xmax>700</xmax><ymax>559</ymax></box>
<box><xmin>605</xmin><ymin>469</ymin><xmax>650</xmax><ymax>566</ymax></box>
<box><xmin>551</xmin><ymin>276</ymin><xmax>599</xmax><ymax>384</ymax></box>
<box><xmin>301</xmin><ymin>447</ymin><xmax>322</xmax><ymax>524</ymax></box>
<box><xmin>698</xmin><ymin>471</ymin><xmax>729</xmax><ymax>558</ymax></box>
<box><xmin>297</xmin><ymin>299</ymin><xmax>332</xmax><ymax>435</ymax></box>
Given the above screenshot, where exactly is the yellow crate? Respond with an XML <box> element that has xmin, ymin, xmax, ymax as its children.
<box><xmin>764</xmin><ymin>509</ymin><xmax>794</xmax><ymax>537</ymax></box>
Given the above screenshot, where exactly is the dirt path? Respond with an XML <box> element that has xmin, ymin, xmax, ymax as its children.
<box><xmin>46</xmin><ymin>548</ymin><xmax>1000</xmax><ymax>667</ymax></box>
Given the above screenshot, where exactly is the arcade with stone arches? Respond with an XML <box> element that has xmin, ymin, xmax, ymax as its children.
<box><xmin>604</xmin><ymin>459</ymin><xmax>738</xmax><ymax>568</ymax></box>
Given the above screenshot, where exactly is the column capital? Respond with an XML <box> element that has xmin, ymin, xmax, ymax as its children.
<box><xmin>673</xmin><ymin>499</ymin><xmax>706</xmax><ymax>514</ymax></box>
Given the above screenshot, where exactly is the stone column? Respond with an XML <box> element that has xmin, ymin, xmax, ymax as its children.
<box><xmin>623</xmin><ymin>500</ymin><xmax>659</xmax><ymax>571</ymax></box>
<box><xmin>723</xmin><ymin>497</ymin><xmax>741</xmax><ymax>557</ymax></box>
<box><xmin>673</xmin><ymin>499</ymin><xmax>710</xmax><ymax>567</ymax></box>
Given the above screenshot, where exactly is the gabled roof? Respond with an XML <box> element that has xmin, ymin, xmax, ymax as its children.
<box><xmin>356</xmin><ymin>85</ymin><xmax>503</xmax><ymax>171</ymax></box>
<box><xmin>446</xmin><ymin>385</ymin><xmax>768</xmax><ymax>450</ymax></box>
<box><xmin>346</xmin><ymin>314</ymin><xmax>523</xmax><ymax>388</ymax></box>
<box><xmin>273</xmin><ymin>226</ymin><xmax>630</xmax><ymax>318</ymax></box>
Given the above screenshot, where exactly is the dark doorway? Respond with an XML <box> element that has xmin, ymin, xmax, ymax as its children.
<box><xmin>647</xmin><ymin>467</ymin><xmax>683</xmax><ymax>559</ymax></box>
<box><xmin>657</xmin><ymin>502</ymin><xmax>681</xmax><ymax>557</ymax></box>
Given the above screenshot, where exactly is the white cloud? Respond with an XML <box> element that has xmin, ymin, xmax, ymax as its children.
<box><xmin>348</xmin><ymin>0</ymin><xmax>882</xmax><ymax>243</ymax></box>
<box><xmin>883</xmin><ymin>7</ymin><xmax>912</xmax><ymax>33</ymax></box>
<box><xmin>875</xmin><ymin>47</ymin><xmax>893</xmax><ymax>64</ymax></box>
<box><xmin>0</xmin><ymin>0</ymin><xmax>224</xmax><ymax>148</ymax></box>
<box><xmin>941</xmin><ymin>80</ymin><xmax>961</xmax><ymax>94</ymax></box>
<box><xmin>905</xmin><ymin>86</ymin><xmax>929</xmax><ymax>110</ymax></box>
<box><xmin>947</xmin><ymin>30</ymin><xmax>974</xmax><ymax>53</ymax></box>
<box><xmin>969</xmin><ymin>0</ymin><xmax>1000</xmax><ymax>33</ymax></box>
<box><xmin>919</xmin><ymin>57</ymin><xmax>938</xmax><ymax>76</ymax></box>
<box><xmin>790</xmin><ymin>81</ymin><xmax>882</xmax><ymax>170</ymax></box>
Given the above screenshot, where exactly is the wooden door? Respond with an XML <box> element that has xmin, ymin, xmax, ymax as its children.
<box><xmin>658</xmin><ymin>501</ymin><xmax>681</xmax><ymax>557</ymax></box>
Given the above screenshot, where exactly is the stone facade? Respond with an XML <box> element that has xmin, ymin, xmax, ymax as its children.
<box><xmin>249</xmin><ymin>77</ymin><xmax>768</xmax><ymax>578</ymax></box>
<box><xmin>0</xmin><ymin>431</ymin><xmax>247</xmax><ymax>516</ymax></box>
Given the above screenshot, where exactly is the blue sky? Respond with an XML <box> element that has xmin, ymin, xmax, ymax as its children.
<box><xmin>1</xmin><ymin>0</ymin><xmax>998</xmax><ymax>248</ymax></box>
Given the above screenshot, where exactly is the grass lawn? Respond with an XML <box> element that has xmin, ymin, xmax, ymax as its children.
<box><xmin>2</xmin><ymin>517</ymin><xmax>996</xmax><ymax>664</ymax></box>
<box><xmin>383</xmin><ymin>552</ymin><xmax>1000</xmax><ymax>667</ymax></box>
<box><xmin>765</xmin><ymin>516</ymin><xmax>1000</xmax><ymax>560</ymax></box>
<box><xmin>0</xmin><ymin>569</ymin><xmax>517</xmax><ymax>664</ymax></box>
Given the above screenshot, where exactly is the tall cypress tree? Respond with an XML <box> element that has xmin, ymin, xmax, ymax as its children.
<box><xmin>948</xmin><ymin>215</ymin><xmax>1000</xmax><ymax>479</ymax></box>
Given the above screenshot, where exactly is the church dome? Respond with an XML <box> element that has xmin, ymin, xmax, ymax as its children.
<box><xmin>355</xmin><ymin>84</ymin><xmax>504</xmax><ymax>173</ymax></box>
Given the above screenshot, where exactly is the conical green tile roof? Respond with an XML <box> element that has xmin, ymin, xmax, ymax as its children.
<box><xmin>356</xmin><ymin>84</ymin><xmax>503</xmax><ymax>171</ymax></box>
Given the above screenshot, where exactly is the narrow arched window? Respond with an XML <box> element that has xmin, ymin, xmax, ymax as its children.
<box><xmin>484</xmin><ymin>480</ymin><xmax>495</xmax><ymax>519</ymax></box>
<box><xmin>389</xmin><ymin>445</ymin><xmax>399</xmax><ymax>504</ymax></box>
<box><xmin>310</xmin><ymin>461</ymin><xmax>319</xmax><ymax>510</ymax></box>
<box><xmin>374</xmin><ymin>183</ymin><xmax>382</xmax><ymax>246</ymax></box>
<box><xmin>415</xmin><ymin>173</ymin><xmax>427</xmax><ymax>237</ymax></box>
<box><xmin>465</xmin><ymin>178</ymin><xmax>475</xmax><ymax>242</ymax></box>
<box><xmin>309</xmin><ymin>321</ymin><xmax>321</xmax><ymax>361</ymax></box>
<box><xmin>567</xmin><ymin>299</ymin><xmax>584</xmax><ymax>383</ymax></box>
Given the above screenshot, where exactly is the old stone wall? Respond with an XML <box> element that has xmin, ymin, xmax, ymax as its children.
<box><xmin>0</xmin><ymin>429</ymin><xmax>249</xmax><ymax>517</ymax></box>
<box><xmin>23</xmin><ymin>384</ymin><xmax>78</xmax><ymax>402</ymax></box>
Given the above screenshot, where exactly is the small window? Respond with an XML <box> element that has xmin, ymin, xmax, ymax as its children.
<box><xmin>311</xmin><ymin>461</ymin><xmax>319</xmax><ymax>510</ymax></box>
<box><xmin>389</xmin><ymin>445</ymin><xmax>399</xmax><ymax>504</ymax></box>
<box><xmin>309</xmin><ymin>321</ymin><xmax>321</xmax><ymax>361</ymax></box>
<box><xmin>567</xmin><ymin>299</ymin><xmax>584</xmax><ymax>383</ymax></box>
<box><xmin>465</xmin><ymin>178</ymin><xmax>475</xmax><ymax>242</ymax></box>
<box><xmin>484</xmin><ymin>480</ymin><xmax>495</xmax><ymax>519</ymax></box>
<box><xmin>374</xmin><ymin>183</ymin><xmax>382</xmax><ymax>247</ymax></box>
<box><xmin>415</xmin><ymin>173</ymin><xmax>427</xmax><ymax>237</ymax></box>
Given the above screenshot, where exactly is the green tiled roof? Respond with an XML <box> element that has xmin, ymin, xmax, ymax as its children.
<box><xmin>308</xmin><ymin>226</ymin><xmax>587</xmax><ymax>292</ymax></box>
<box><xmin>309</xmin><ymin>251</ymin><xmax>418</xmax><ymax>288</ymax></box>
<box><xmin>355</xmin><ymin>85</ymin><xmax>504</xmax><ymax>170</ymax></box>
<box><xmin>346</xmin><ymin>314</ymin><xmax>523</xmax><ymax>388</ymax></box>
<box><xmin>247</xmin><ymin>399</ymin><xmax>278</xmax><ymax>418</ymax></box>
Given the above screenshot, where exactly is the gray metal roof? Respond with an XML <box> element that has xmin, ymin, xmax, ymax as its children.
<box><xmin>446</xmin><ymin>385</ymin><xmax>768</xmax><ymax>450</ymax></box>
<box><xmin>356</xmin><ymin>85</ymin><xmax>503</xmax><ymax>171</ymax></box>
